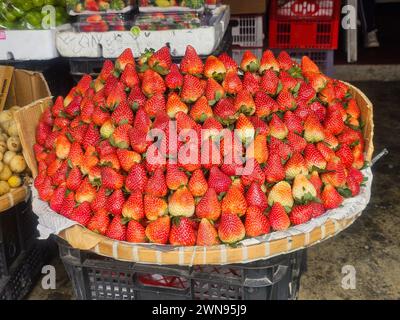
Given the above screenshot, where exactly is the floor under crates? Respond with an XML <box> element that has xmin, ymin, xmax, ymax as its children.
<box><xmin>26</xmin><ymin>81</ymin><xmax>400</xmax><ymax>300</ymax></box>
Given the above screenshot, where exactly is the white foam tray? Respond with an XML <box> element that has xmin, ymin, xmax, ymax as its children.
<box><xmin>55</xmin><ymin>5</ymin><xmax>230</xmax><ymax>58</ymax></box>
<box><xmin>0</xmin><ymin>25</ymin><xmax>70</xmax><ymax>61</ymax></box>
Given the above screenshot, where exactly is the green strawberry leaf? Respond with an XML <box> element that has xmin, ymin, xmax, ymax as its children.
<box><xmin>337</xmin><ymin>187</ymin><xmax>353</xmax><ymax>198</ymax></box>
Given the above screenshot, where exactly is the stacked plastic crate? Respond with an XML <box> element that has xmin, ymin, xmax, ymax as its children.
<box><xmin>269</xmin><ymin>0</ymin><xmax>341</xmax><ymax>76</ymax></box>
<box><xmin>228</xmin><ymin>1</ymin><xmax>267</xmax><ymax>65</ymax></box>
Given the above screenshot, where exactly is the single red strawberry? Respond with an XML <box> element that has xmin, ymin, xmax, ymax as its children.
<box><xmin>126</xmin><ymin>220</ymin><xmax>146</xmax><ymax>243</ymax></box>
<box><xmin>303</xmin><ymin>114</ymin><xmax>325</xmax><ymax>143</ymax></box>
<box><xmin>287</xmin><ymin>131</ymin><xmax>307</xmax><ymax>154</ymax></box>
<box><xmin>76</xmin><ymin>74</ymin><xmax>92</xmax><ymax>96</ymax></box>
<box><xmin>196</xmin><ymin>218</ymin><xmax>220</xmax><ymax>246</ymax></box>
<box><xmin>70</xmin><ymin>201</ymin><xmax>92</xmax><ymax>226</ymax></box>
<box><xmin>259</xmin><ymin>49</ymin><xmax>280</xmax><ymax>74</ymax></box>
<box><xmin>128</xmin><ymin>85</ymin><xmax>147</xmax><ymax>110</ymax></box>
<box><xmin>91</xmin><ymin>104</ymin><xmax>110</xmax><ymax>127</ymax></box>
<box><xmin>66</xmin><ymin>166</ymin><xmax>83</xmax><ymax>191</ymax></box>
<box><xmin>309</xmin><ymin>101</ymin><xmax>326</xmax><ymax>122</ymax></box>
<box><xmin>218</xmin><ymin>52</ymin><xmax>238</xmax><ymax>73</ymax></box>
<box><xmin>268</xmin><ymin>203</ymin><xmax>290</xmax><ymax>231</ymax></box>
<box><xmin>166</xmin><ymin>163</ymin><xmax>189</xmax><ymax>190</ymax></box>
<box><xmin>169</xmin><ymin>217</ymin><xmax>196</xmax><ymax>246</ymax></box>
<box><xmin>120</xmin><ymin>63</ymin><xmax>139</xmax><ymax>89</ymax></box>
<box><xmin>276</xmin><ymin>89</ymin><xmax>296</xmax><ymax>111</ymax></box>
<box><xmin>196</xmin><ymin>187</ymin><xmax>221</xmax><ymax>221</ymax></box>
<box><xmin>122</xmin><ymin>191</ymin><xmax>144</xmax><ymax>221</ymax></box>
<box><xmin>240</xmin><ymin>50</ymin><xmax>259</xmax><ymax>73</ymax></box>
<box><xmin>242</xmin><ymin>71</ymin><xmax>260</xmax><ymax>95</ymax></box>
<box><xmin>116</xmin><ymin>149</ymin><xmax>140</xmax><ymax>172</ymax></box>
<box><xmin>165</xmin><ymin>64</ymin><xmax>184</xmax><ymax>90</ymax></box>
<box><xmin>105</xmin><ymin>216</ymin><xmax>126</xmax><ymax>241</ymax></box>
<box><xmin>110</xmin><ymin>123</ymin><xmax>131</xmax><ymax>149</ymax></box>
<box><xmin>87</xmin><ymin>209</ymin><xmax>110</xmax><ymax>235</ymax></box>
<box><xmin>296</xmin><ymin>82</ymin><xmax>316</xmax><ymax>104</ymax></box>
<box><xmin>166</xmin><ymin>92</ymin><xmax>188</xmax><ymax>118</ymax></box>
<box><xmin>169</xmin><ymin>187</ymin><xmax>195</xmax><ymax>217</ymax></box>
<box><xmin>289</xmin><ymin>205</ymin><xmax>312</xmax><ymax>225</ymax></box>
<box><xmin>106</xmin><ymin>82</ymin><xmax>126</xmax><ymax>110</ymax></box>
<box><xmin>218</xmin><ymin>213</ymin><xmax>245</xmax><ymax>244</ymax></box>
<box><xmin>301</xmin><ymin>56</ymin><xmax>320</xmax><ymax>73</ymax></box>
<box><xmin>129</xmin><ymin>127</ymin><xmax>150</xmax><ymax>154</ymax></box>
<box><xmin>190</xmin><ymin>96</ymin><xmax>213</xmax><ymax>123</ymax></box>
<box><xmin>267</xmin><ymin>181</ymin><xmax>294</xmax><ymax>208</ymax></box>
<box><xmin>82</xmin><ymin>123</ymin><xmax>101</xmax><ymax>150</ymax></box>
<box><xmin>101</xmin><ymin>167</ymin><xmax>124</xmax><ymax>190</ymax></box>
<box><xmin>143</xmin><ymin>93</ymin><xmax>166</xmax><ymax>118</ymax></box>
<box><xmin>148</xmin><ymin>46</ymin><xmax>172</xmax><ymax>75</ymax></box>
<box><xmin>208</xmin><ymin>166</ymin><xmax>231</xmax><ymax>194</ymax></box>
<box><xmin>98</xmin><ymin>59</ymin><xmax>114</xmax><ymax>82</ymax></box>
<box><xmin>145</xmin><ymin>216</ymin><xmax>170</xmax><ymax>244</ymax></box>
<box><xmin>106</xmin><ymin>189</ymin><xmax>125</xmax><ymax>216</ymax></box>
<box><xmin>205</xmin><ymin>78</ymin><xmax>225</xmax><ymax>105</ymax></box>
<box><xmin>214</xmin><ymin>98</ymin><xmax>239</xmax><ymax>125</ymax></box>
<box><xmin>115</xmin><ymin>48</ymin><xmax>135</xmax><ymax>72</ymax></box>
<box><xmin>142</xmin><ymin>69</ymin><xmax>166</xmax><ymax>97</ymax></box>
<box><xmin>254</xmin><ymin>91</ymin><xmax>273</xmax><ymax>118</ymax></box>
<box><xmin>304</xmin><ymin>143</ymin><xmax>327</xmax><ymax>170</ymax></box>
<box><xmin>292</xmin><ymin>174</ymin><xmax>317</xmax><ymax>202</ymax></box>
<box><xmin>90</xmin><ymin>187</ymin><xmax>108</xmax><ymax>212</ymax></box>
<box><xmin>245</xmin><ymin>206</ymin><xmax>270</xmax><ymax>237</ymax></box>
<box><xmin>246</xmin><ymin>182</ymin><xmax>268</xmax><ymax>212</ymax></box>
<box><xmin>36</xmin><ymin>121</ymin><xmax>52</xmax><ymax>146</ymax></box>
<box><xmin>221</xmin><ymin>181</ymin><xmax>247</xmax><ymax>217</ymax></box>
<box><xmin>144</xmin><ymin>194</ymin><xmax>168</xmax><ymax>221</ymax></box>
<box><xmin>346</xmin><ymin>174</ymin><xmax>361</xmax><ymax>197</ymax></box>
<box><xmin>49</xmin><ymin>185</ymin><xmax>67</xmax><ymax>213</ymax></box>
<box><xmin>180</xmin><ymin>45</ymin><xmax>203</xmax><ymax>76</ymax></box>
<box><xmin>269</xmin><ymin>114</ymin><xmax>288</xmax><ymax>139</ymax></box>
<box><xmin>321</xmin><ymin>184</ymin><xmax>343</xmax><ymax>209</ymax></box>
<box><xmin>188</xmin><ymin>169</ymin><xmax>208</xmax><ymax>197</ymax></box>
<box><xmin>222</xmin><ymin>70</ymin><xmax>242</xmax><ymax>95</ymax></box>
<box><xmin>249</xmin><ymin>116</ymin><xmax>270</xmax><ymax>135</ymax></box>
<box><xmin>336</xmin><ymin>144</ymin><xmax>354</xmax><ymax>168</ymax></box>
<box><xmin>277</xmin><ymin>51</ymin><xmax>295</xmax><ymax>70</ymax></box>
<box><xmin>181</xmin><ymin>74</ymin><xmax>204</xmax><ymax>103</ymax></box>
<box><xmin>59</xmin><ymin>191</ymin><xmax>75</xmax><ymax>218</ymax></box>
<box><xmin>264</xmin><ymin>153</ymin><xmax>285</xmax><ymax>183</ymax></box>
<box><xmin>145</xmin><ymin>167</ymin><xmax>167</xmax><ymax>197</ymax></box>
<box><xmin>324</xmin><ymin>110</ymin><xmax>345</xmax><ymax>135</ymax></box>
<box><xmin>111</xmin><ymin>99</ymin><xmax>134</xmax><ymax>125</ymax></box>
<box><xmin>234</xmin><ymin>90</ymin><xmax>256</xmax><ymax>116</ymax></box>
<box><xmin>283</xmin><ymin>111</ymin><xmax>303</xmax><ymax>134</ymax></box>
<box><xmin>285</xmin><ymin>152</ymin><xmax>308</xmax><ymax>180</ymax></box>
<box><xmin>203</xmin><ymin>55</ymin><xmax>226</xmax><ymax>82</ymax></box>
<box><xmin>260</xmin><ymin>69</ymin><xmax>280</xmax><ymax>95</ymax></box>
<box><xmin>347</xmin><ymin>167</ymin><xmax>363</xmax><ymax>185</ymax></box>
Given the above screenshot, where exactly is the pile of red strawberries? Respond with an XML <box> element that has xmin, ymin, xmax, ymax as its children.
<box><xmin>34</xmin><ymin>45</ymin><xmax>366</xmax><ymax>246</ymax></box>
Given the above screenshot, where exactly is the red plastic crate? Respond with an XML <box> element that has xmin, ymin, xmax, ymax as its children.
<box><xmin>269</xmin><ymin>0</ymin><xmax>341</xmax><ymax>49</ymax></box>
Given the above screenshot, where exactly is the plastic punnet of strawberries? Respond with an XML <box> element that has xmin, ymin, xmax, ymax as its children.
<box><xmin>34</xmin><ymin>46</ymin><xmax>366</xmax><ymax>246</ymax></box>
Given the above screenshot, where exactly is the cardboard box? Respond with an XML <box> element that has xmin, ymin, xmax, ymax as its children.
<box><xmin>223</xmin><ymin>0</ymin><xmax>267</xmax><ymax>14</ymax></box>
<box><xmin>0</xmin><ymin>66</ymin><xmax>51</xmax><ymax>111</ymax></box>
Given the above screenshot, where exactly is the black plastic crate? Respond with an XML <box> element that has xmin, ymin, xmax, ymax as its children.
<box><xmin>0</xmin><ymin>195</ymin><xmax>36</xmax><ymax>277</ymax></box>
<box><xmin>69</xmin><ymin>26</ymin><xmax>233</xmax><ymax>83</ymax></box>
<box><xmin>0</xmin><ymin>240</ymin><xmax>47</xmax><ymax>300</ymax></box>
<box><xmin>58</xmin><ymin>239</ymin><xmax>306</xmax><ymax>300</ymax></box>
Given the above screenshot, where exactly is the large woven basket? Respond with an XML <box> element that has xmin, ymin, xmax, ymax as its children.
<box><xmin>0</xmin><ymin>185</ymin><xmax>30</xmax><ymax>213</ymax></box>
<box><xmin>17</xmin><ymin>83</ymin><xmax>374</xmax><ymax>265</ymax></box>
